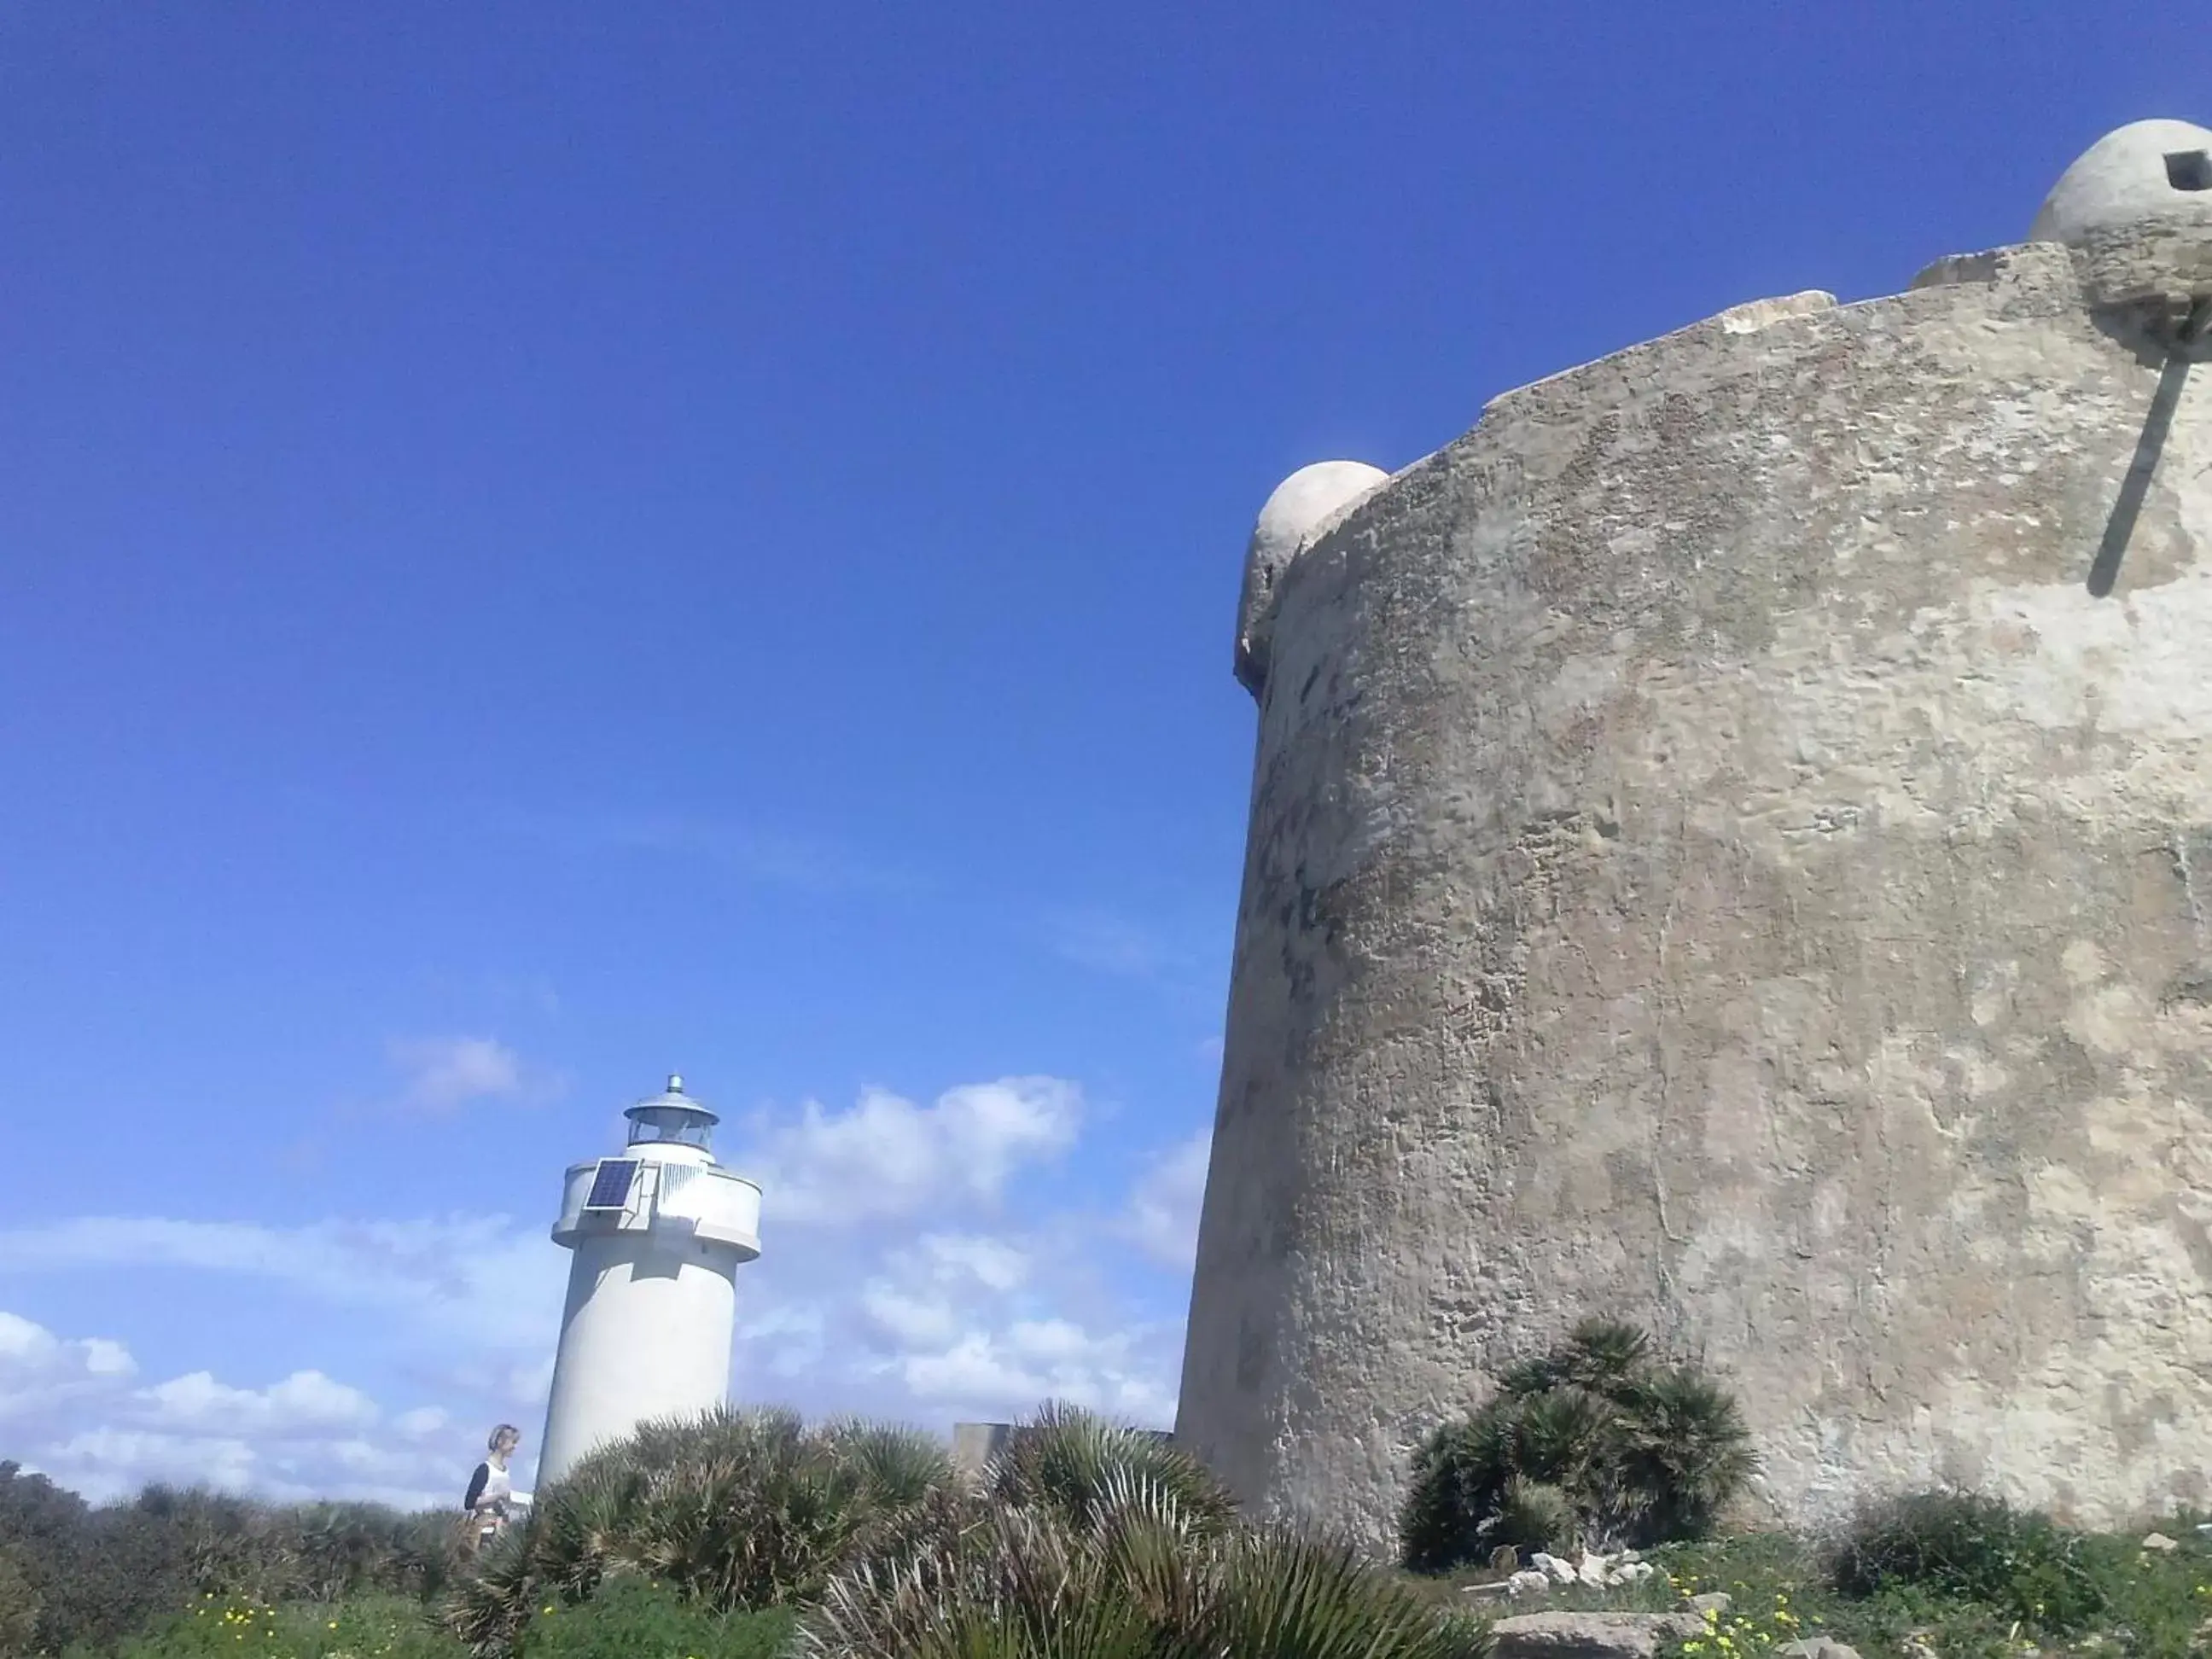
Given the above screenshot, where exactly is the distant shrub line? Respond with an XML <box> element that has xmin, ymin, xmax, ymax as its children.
<box><xmin>0</xmin><ymin>1462</ymin><xmax>454</xmax><ymax>1656</ymax></box>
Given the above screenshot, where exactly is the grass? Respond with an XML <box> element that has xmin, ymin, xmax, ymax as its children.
<box><xmin>515</xmin><ymin>1576</ymin><xmax>795</xmax><ymax>1659</ymax></box>
<box><xmin>1406</xmin><ymin>1521</ymin><xmax>2212</xmax><ymax>1659</ymax></box>
<box><xmin>103</xmin><ymin>1581</ymin><xmax>794</xmax><ymax>1659</ymax></box>
<box><xmin>109</xmin><ymin>1595</ymin><xmax>469</xmax><ymax>1659</ymax></box>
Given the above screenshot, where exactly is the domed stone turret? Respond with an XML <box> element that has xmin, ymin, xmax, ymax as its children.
<box><xmin>2031</xmin><ymin>119</ymin><xmax>2212</xmax><ymax>245</ymax></box>
<box><xmin>1235</xmin><ymin>461</ymin><xmax>1390</xmax><ymax>695</ymax></box>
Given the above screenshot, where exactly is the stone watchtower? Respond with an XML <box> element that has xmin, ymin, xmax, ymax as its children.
<box><xmin>1177</xmin><ymin>120</ymin><xmax>2212</xmax><ymax>1544</ymax></box>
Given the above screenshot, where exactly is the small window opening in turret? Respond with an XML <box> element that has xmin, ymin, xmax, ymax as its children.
<box><xmin>2166</xmin><ymin>150</ymin><xmax>2212</xmax><ymax>191</ymax></box>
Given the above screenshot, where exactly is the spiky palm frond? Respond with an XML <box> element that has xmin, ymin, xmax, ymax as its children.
<box><xmin>1200</xmin><ymin>1528</ymin><xmax>1494</xmax><ymax>1659</ymax></box>
<box><xmin>1555</xmin><ymin>1319</ymin><xmax>1652</xmax><ymax>1394</ymax></box>
<box><xmin>1495</xmin><ymin>1355</ymin><xmax>1563</xmax><ymax>1399</ymax></box>
<box><xmin>1616</xmin><ymin>1365</ymin><xmax>1758</xmax><ymax>1540</ymax></box>
<box><xmin>817</xmin><ymin>1417</ymin><xmax>958</xmax><ymax>1506</ymax></box>
<box><xmin>442</xmin><ymin>1521</ymin><xmax>538</xmax><ymax>1657</ymax></box>
<box><xmin>1509</xmin><ymin>1385</ymin><xmax>1617</xmax><ymax>1488</ymax></box>
<box><xmin>984</xmin><ymin>1403</ymin><xmax>1234</xmax><ymax>1540</ymax></box>
<box><xmin>1400</xmin><ymin>1321</ymin><xmax>1757</xmax><ymax>1569</ymax></box>
<box><xmin>1482</xmin><ymin>1476</ymin><xmax>1578</xmax><ymax>1557</ymax></box>
<box><xmin>801</xmin><ymin>1499</ymin><xmax>1491</xmax><ymax>1659</ymax></box>
<box><xmin>1400</xmin><ymin>1399</ymin><xmax>1522</xmax><ymax>1572</ymax></box>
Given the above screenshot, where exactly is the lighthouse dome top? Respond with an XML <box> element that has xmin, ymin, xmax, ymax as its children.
<box><xmin>624</xmin><ymin>1073</ymin><xmax>719</xmax><ymax>1150</ymax></box>
<box><xmin>2029</xmin><ymin>119</ymin><xmax>2212</xmax><ymax>245</ymax></box>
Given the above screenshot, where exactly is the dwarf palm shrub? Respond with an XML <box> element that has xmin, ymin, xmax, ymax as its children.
<box><xmin>445</xmin><ymin>1406</ymin><xmax>958</xmax><ymax>1655</ymax></box>
<box><xmin>1399</xmin><ymin>1318</ymin><xmax>1757</xmax><ymax>1570</ymax></box>
<box><xmin>805</xmin><ymin>1404</ymin><xmax>1490</xmax><ymax>1659</ymax></box>
<box><xmin>982</xmin><ymin>1401</ymin><xmax>1237</xmax><ymax>1536</ymax></box>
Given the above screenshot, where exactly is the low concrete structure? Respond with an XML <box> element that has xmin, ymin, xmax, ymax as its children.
<box><xmin>951</xmin><ymin>1420</ymin><xmax>1015</xmax><ymax>1476</ymax></box>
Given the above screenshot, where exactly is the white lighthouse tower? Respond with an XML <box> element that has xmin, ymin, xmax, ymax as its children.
<box><xmin>537</xmin><ymin>1074</ymin><xmax>763</xmax><ymax>1487</ymax></box>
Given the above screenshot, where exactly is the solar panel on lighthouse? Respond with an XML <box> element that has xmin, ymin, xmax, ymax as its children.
<box><xmin>583</xmin><ymin>1159</ymin><xmax>638</xmax><ymax>1210</ymax></box>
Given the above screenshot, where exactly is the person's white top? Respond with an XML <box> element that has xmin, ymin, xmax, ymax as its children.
<box><xmin>464</xmin><ymin>1456</ymin><xmax>513</xmax><ymax>1521</ymax></box>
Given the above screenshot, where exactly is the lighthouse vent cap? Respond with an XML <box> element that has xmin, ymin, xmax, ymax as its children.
<box><xmin>2031</xmin><ymin>119</ymin><xmax>2212</xmax><ymax>245</ymax></box>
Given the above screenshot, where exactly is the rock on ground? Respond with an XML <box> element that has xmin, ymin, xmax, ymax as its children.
<box><xmin>1490</xmin><ymin>1611</ymin><xmax>1706</xmax><ymax>1659</ymax></box>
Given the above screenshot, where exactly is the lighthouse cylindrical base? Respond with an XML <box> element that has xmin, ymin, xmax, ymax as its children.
<box><xmin>537</xmin><ymin>1231</ymin><xmax>742</xmax><ymax>1487</ymax></box>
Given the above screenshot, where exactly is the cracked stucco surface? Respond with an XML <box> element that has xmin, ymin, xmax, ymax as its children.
<box><xmin>1178</xmin><ymin>239</ymin><xmax>2212</xmax><ymax>1545</ymax></box>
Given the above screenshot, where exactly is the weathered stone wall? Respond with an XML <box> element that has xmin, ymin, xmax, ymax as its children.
<box><xmin>1177</xmin><ymin>236</ymin><xmax>2212</xmax><ymax>1545</ymax></box>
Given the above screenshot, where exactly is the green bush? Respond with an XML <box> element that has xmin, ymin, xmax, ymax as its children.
<box><xmin>1828</xmin><ymin>1489</ymin><xmax>2115</xmax><ymax>1633</ymax></box>
<box><xmin>0</xmin><ymin>1544</ymin><xmax>40</xmax><ymax>1658</ymax></box>
<box><xmin>515</xmin><ymin>1577</ymin><xmax>793</xmax><ymax>1659</ymax></box>
<box><xmin>1398</xmin><ymin>1319</ymin><xmax>1758</xmax><ymax>1572</ymax></box>
<box><xmin>445</xmin><ymin>1406</ymin><xmax>957</xmax><ymax>1656</ymax></box>
<box><xmin>0</xmin><ymin>1460</ymin><xmax>457</xmax><ymax>1655</ymax></box>
<box><xmin>282</xmin><ymin>1505</ymin><xmax>457</xmax><ymax>1604</ymax></box>
<box><xmin>804</xmin><ymin>1404</ymin><xmax>1491</xmax><ymax>1659</ymax></box>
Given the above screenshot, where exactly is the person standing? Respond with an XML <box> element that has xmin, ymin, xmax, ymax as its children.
<box><xmin>463</xmin><ymin>1424</ymin><xmax>521</xmax><ymax>1553</ymax></box>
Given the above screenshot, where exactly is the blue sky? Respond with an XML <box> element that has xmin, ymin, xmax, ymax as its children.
<box><xmin>0</xmin><ymin>1</ymin><xmax>2201</xmax><ymax>1506</ymax></box>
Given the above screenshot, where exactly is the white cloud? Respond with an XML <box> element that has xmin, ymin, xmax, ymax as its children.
<box><xmin>735</xmin><ymin>1196</ymin><xmax>1182</xmax><ymax>1434</ymax></box>
<box><xmin>0</xmin><ymin>1312</ymin><xmax>460</xmax><ymax>1510</ymax></box>
<box><xmin>0</xmin><ymin>1310</ymin><xmax>138</xmax><ymax>1424</ymax></box>
<box><xmin>47</xmin><ymin>1429</ymin><xmax>263</xmax><ymax>1495</ymax></box>
<box><xmin>921</xmin><ymin>1233</ymin><xmax>1029</xmax><ymax>1291</ymax></box>
<box><xmin>134</xmin><ymin>1370</ymin><xmax>379</xmax><ymax>1438</ymax></box>
<box><xmin>0</xmin><ymin>1214</ymin><xmax>564</xmax><ymax>1352</ymax></box>
<box><xmin>387</xmin><ymin>1035</ymin><xmax>556</xmax><ymax>1115</ymax></box>
<box><xmin>859</xmin><ymin>1284</ymin><xmax>961</xmax><ymax>1349</ymax></box>
<box><xmin>1120</xmin><ymin>1132</ymin><xmax>1211</xmax><ymax>1270</ymax></box>
<box><xmin>897</xmin><ymin>1321</ymin><xmax>1176</xmax><ymax>1428</ymax></box>
<box><xmin>82</xmin><ymin>1339</ymin><xmax>136</xmax><ymax>1376</ymax></box>
<box><xmin>746</xmin><ymin>1076</ymin><xmax>1084</xmax><ymax>1224</ymax></box>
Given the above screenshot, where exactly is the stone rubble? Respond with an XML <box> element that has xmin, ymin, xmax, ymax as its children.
<box><xmin>1496</xmin><ymin>1550</ymin><xmax>1658</xmax><ymax>1598</ymax></box>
